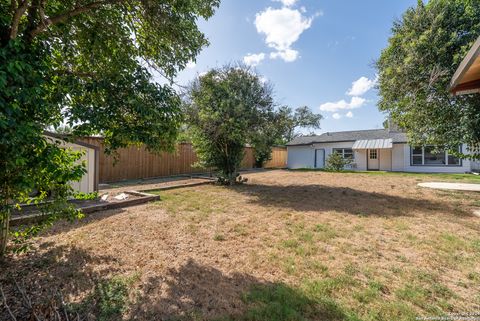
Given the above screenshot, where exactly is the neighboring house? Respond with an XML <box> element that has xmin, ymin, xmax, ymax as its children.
<box><xmin>287</xmin><ymin>128</ymin><xmax>475</xmax><ymax>173</ymax></box>
<box><xmin>450</xmin><ymin>36</ymin><xmax>480</xmax><ymax>95</ymax></box>
<box><xmin>45</xmin><ymin>132</ymin><xmax>99</xmax><ymax>193</ymax></box>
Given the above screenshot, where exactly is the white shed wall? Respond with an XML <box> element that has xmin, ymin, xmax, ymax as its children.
<box><xmin>66</xmin><ymin>142</ymin><xmax>96</xmax><ymax>194</ymax></box>
<box><xmin>45</xmin><ymin>137</ymin><xmax>97</xmax><ymax>194</ymax></box>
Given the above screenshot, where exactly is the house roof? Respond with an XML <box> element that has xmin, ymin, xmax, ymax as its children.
<box><xmin>450</xmin><ymin>36</ymin><xmax>480</xmax><ymax>95</ymax></box>
<box><xmin>286</xmin><ymin>129</ymin><xmax>408</xmax><ymax>146</ymax></box>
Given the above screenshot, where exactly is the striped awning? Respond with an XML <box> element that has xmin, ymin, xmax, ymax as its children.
<box><xmin>352</xmin><ymin>138</ymin><xmax>393</xmax><ymax>150</ymax></box>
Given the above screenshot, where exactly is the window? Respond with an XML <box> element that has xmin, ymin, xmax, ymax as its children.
<box><xmin>412</xmin><ymin>147</ymin><xmax>423</xmax><ymax>165</ymax></box>
<box><xmin>369</xmin><ymin>149</ymin><xmax>377</xmax><ymax>159</ymax></box>
<box><xmin>424</xmin><ymin>146</ymin><xmax>446</xmax><ymax>165</ymax></box>
<box><xmin>448</xmin><ymin>154</ymin><xmax>461</xmax><ymax>165</ymax></box>
<box><xmin>333</xmin><ymin>148</ymin><xmax>354</xmax><ymax>160</ymax></box>
<box><xmin>410</xmin><ymin>146</ymin><xmax>461</xmax><ymax>166</ymax></box>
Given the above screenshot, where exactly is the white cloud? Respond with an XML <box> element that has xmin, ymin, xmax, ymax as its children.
<box><xmin>255</xmin><ymin>7</ymin><xmax>312</xmax><ymax>51</ymax></box>
<box><xmin>269</xmin><ymin>49</ymin><xmax>299</xmax><ymax>62</ymax></box>
<box><xmin>186</xmin><ymin>61</ymin><xmax>196</xmax><ymax>69</ymax></box>
<box><xmin>273</xmin><ymin>0</ymin><xmax>298</xmax><ymax>7</ymax></box>
<box><xmin>319</xmin><ymin>96</ymin><xmax>366</xmax><ymax>112</ymax></box>
<box><xmin>346</xmin><ymin>76</ymin><xmax>377</xmax><ymax>96</ymax></box>
<box><xmin>346</xmin><ymin>111</ymin><xmax>354</xmax><ymax>118</ymax></box>
<box><xmin>243</xmin><ymin>53</ymin><xmax>266</xmax><ymax>66</ymax></box>
<box><xmin>255</xmin><ymin>7</ymin><xmax>313</xmax><ymax>62</ymax></box>
<box><xmin>332</xmin><ymin>113</ymin><xmax>342</xmax><ymax>120</ymax></box>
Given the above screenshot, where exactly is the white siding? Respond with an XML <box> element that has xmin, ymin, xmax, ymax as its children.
<box><xmin>288</xmin><ymin>142</ymin><xmax>370</xmax><ymax>171</ymax></box>
<box><xmin>312</xmin><ymin>142</ymin><xmax>356</xmax><ymax>169</ymax></box>
<box><xmin>392</xmin><ymin>144</ymin><xmax>405</xmax><ymax>171</ymax></box>
<box><xmin>379</xmin><ymin>149</ymin><xmax>392</xmax><ymax>171</ymax></box>
<box><xmin>288</xmin><ymin>141</ymin><xmax>474</xmax><ymax>173</ymax></box>
<box><xmin>472</xmin><ymin>161</ymin><xmax>480</xmax><ymax>171</ymax></box>
<box><xmin>288</xmin><ymin>142</ymin><xmax>356</xmax><ymax>169</ymax></box>
<box><xmin>287</xmin><ymin>146</ymin><xmax>315</xmax><ymax>169</ymax></box>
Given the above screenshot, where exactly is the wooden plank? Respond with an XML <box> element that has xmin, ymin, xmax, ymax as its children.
<box><xmin>77</xmin><ymin>137</ymin><xmax>287</xmax><ymax>183</ymax></box>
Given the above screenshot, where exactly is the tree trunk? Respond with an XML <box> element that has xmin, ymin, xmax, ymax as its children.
<box><xmin>0</xmin><ymin>209</ymin><xmax>10</xmax><ymax>259</ymax></box>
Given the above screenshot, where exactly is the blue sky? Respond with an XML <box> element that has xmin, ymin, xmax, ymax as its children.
<box><xmin>173</xmin><ymin>0</ymin><xmax>416</xmax><ymax>134</ymax></box>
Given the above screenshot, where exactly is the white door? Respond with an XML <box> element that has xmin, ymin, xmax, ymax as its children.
<box><xmin>315</xmin><ymin>149</ymin><xmax>325</xmax><ymax>169</ymax></box>
<box><xmin>368</xmin><ymin>149</ymin><xmax>379</xmax><ymax>170</ymax></box>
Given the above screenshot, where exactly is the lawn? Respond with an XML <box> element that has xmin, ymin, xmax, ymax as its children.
<box><xmin>2</xmin><ymin>170</ymin><xmax>480</xmax><ymax>320</ymax></box>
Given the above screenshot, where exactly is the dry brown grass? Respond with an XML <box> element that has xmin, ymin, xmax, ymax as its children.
<box><xmin>2</xmin><ymin>170</ymin><xmax>480</xmax><ymax>320</ymax></box>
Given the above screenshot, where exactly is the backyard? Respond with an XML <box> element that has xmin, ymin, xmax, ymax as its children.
<box><xmin>2</xmin><ymin>170</ymin><xmax>480</xmax><ymax>320</ymax></box>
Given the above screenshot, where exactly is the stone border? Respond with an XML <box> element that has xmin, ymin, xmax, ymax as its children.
<box><xmin>141</xmin><ymin>179</ymin><xmax>215</xmax><ymax>192</ymax></box>
<box><xmin>10</xmin><ymin>191</ymin><xmax>159</xmax><ymax>227</ymax></box>
<box><xmin>10</xmin><ymin>178</ymin><xmax>217</xmax><ymax>227</ymax></box>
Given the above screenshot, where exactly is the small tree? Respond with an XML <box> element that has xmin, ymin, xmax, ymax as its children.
<box><xmin>184</xmin><ymin>65</ymin><xmax>276</xmax><ymax>184</ymax></box>
<box><xmin>325</xmin><ymin>152</ymin><xmax>351</xmax><ymax>172</ymax></box>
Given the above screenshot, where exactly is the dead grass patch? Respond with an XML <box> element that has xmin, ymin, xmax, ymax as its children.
<box><xmin>2</xmin><ymin>170</ymin><xmax>480</xmax><ymax>320</ymax></box>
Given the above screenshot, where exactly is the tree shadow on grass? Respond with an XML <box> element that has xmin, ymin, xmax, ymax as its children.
<box><xmin>129</xmin><ymin>258</ymin><xmax>358</xmax><ymax>321</ymax></box>
<box><xmin>1</xmin><ymin>249</ymin><xmax>357</xmax><ymax>321</ymax></box>
<box><xmin>0</xmin><ymin>243</ymin><xmax>122</xmax><ymax>320</ymax></box>
<box><xmin>228</xmin><ymin>183</ymin><xmax>470</xmax><ymax>217</ymax></box>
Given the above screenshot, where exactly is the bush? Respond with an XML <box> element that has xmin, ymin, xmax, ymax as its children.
<box><xmin>325</xmin><ymin>152</ymin><xmax>351</xmax><ymax>172</ymax></box>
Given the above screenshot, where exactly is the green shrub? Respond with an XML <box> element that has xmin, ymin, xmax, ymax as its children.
<box><xmin>325</xmin><ymin>152</ymin><xmax>351</xmax><ymax>172</ymax></box>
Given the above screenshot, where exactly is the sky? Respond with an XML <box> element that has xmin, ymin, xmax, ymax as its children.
<box><xmin>172</xmin><ymin>0</ymin><xmax>417</xmax><ymax>134</ymax></box>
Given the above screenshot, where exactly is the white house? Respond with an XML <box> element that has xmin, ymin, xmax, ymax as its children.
<box><xmin>287</xmin><ymin>128</ymin><xmax>478</xmax><ymax>173</ymax></box>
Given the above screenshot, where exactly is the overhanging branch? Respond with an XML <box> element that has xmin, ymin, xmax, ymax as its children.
<box><xmin>28</xmin><ymin>0</ymin><xmax>119</xmax><ymax>38</ymax></box>
<box><xmin>9</xmin><ymin>0</ymin><xmax>30</xmax><ymax>39</ymax></box>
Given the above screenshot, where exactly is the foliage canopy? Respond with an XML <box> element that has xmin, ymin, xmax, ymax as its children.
<box><xmin>0</xmin><ymin>0</ymin><xmax>219</xmax><ymax>257</ymax></box>
<box><xmin>276</xmin><ymin>106</ymin><xmax>323</xmax><ymax>144</ymax></box>
<box><xmin>184</xmin><ymin>65</ymin><xmax>277</xmax><ymax>183</ymax></box>
<box><xmin>376</xmin><ymin>0</ymin><xmax>480</xmax><ymax>157</ymax></box>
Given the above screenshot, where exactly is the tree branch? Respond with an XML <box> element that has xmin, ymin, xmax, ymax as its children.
<box><xmin>0</xmin><ymin>286</ymin><xmax>17</xmax><ymax>321</ymax></box>
<box><xmin>9</xmin><ymin>0</ymin><xmax>30</xmax><ymax>39</ymax></box>
<box><xmin>28</xmin><ymin>0</ymin><xmax>119</xmax><ymax>38</ymax></box>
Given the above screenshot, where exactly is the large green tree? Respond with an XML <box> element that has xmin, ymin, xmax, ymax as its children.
<box><xmin>276</xmin><ymin>105</ymin><xmax>322</xmax><ymax>144</ymax></box>
<box><xmin>0</xmin><ymin>0</ymin><xmax>219</xmax><ymax>258</ymax></box>
<box><xmin>376</xmin><ymin>0</ymin><xmax>480</xmax><ymax>157</ymax></box>
<box><xmin>184</xmin><ymin>65</ymin><xmax>276</xmax><ymax>184</ymax></box>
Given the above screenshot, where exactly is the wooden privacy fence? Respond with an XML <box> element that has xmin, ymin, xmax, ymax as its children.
<box><xmin>79</xmin><ymin>137</ymin><xmax>287</xmax><ymax>183</ymax></box>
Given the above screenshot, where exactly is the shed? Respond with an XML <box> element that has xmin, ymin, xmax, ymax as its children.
<box><xmin>45</xmin><ymin>132</ymin><xmax>99</xmax><ymax>194</ymax></box>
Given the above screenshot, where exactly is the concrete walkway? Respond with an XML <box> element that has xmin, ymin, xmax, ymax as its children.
<box><xmin>418</xmin><ymin>182</ymin><xmax>480</xmax><ymax>192</ymax></box>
